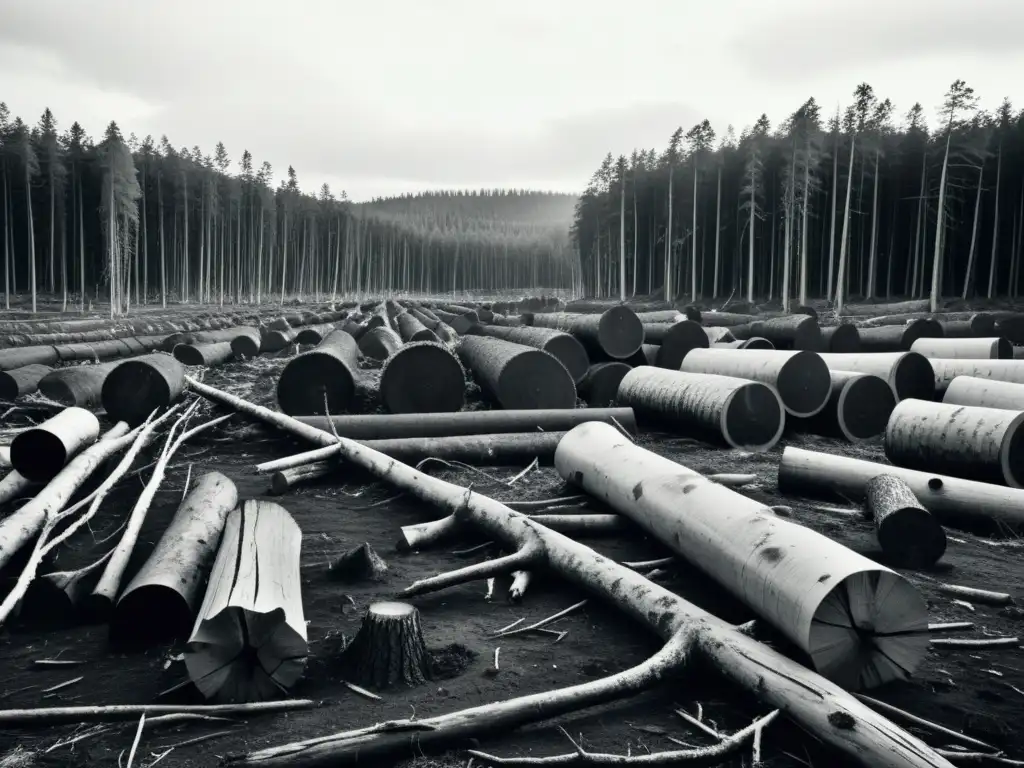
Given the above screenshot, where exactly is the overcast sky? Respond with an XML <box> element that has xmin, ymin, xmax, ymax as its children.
<box><xmin>2</xmin><ymin>0</ymin><xmax>1022</xmax><ymax>202</ymax></box>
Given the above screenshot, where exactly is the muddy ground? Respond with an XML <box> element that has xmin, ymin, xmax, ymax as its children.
<box><xmin>1</xmin><ymin>340</ymin><xmax>1023</xmax><ymax>768</ymax></box>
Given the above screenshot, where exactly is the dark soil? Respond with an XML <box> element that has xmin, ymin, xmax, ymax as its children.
<box><xmin>1</xmin><ymin>333</ymin><xmax>1023</xmax><ymax>767</ymax></box>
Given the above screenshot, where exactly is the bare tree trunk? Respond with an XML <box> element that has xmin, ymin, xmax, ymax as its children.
<box><xmin>930</xmin><ymin>126</ymin><xmax>954</xmax><ymax>313</ymax></box>
<box><xmin>619</xmin><ymin>173</ymin><xmax>626</xmax><ymax>302</ymax></box>
<box><xmin>834</xmin><ymin>134</ymin><xmax>857</xmax><ymax>314</ymax></box>
<box><xmin>713</xmin><ymin>165</ymin><xmax>722</xmax><ymax>299</ymax></box>
<box><xmin>664</xmin><ymin>165</ymin><xmax>674</xmax><ymax>301</ymax></box>
<box><xmin>26</xmin><ymin>165</ymin><xmax>37</xmax><ymax>314</ymax></box>
<box><xmin>2</xmin><ymin>161</ymin><xmax>9</xmax><ymax>310</ymax></box>
<box><xmin>691</xmin><ymin>165</ymin><xmax>699</xmax><ymax>302</ymax></box>
<box><xmin>962</xmin><ymin>163</ymin><xmax>985</xmax><ymax>299</ymax></box>
<box><xmin>746</xmin><ymin>173</ymin><xmax>755</xmax><ymax>304</ymax></box>
<box><xmin>988</xmin><ymin>141</ymin><xmax>1003</xmax><ymax>298</ymax></box>
<box><xmin>826</xmin><ymin>127</ymin><xmax>840</xmax><ymax>302</ymax></box>
<box><xmin>799</xmin><ymin>150</ymin><xmax>811</xmax><ymax>306</ymax></box>
<box><xmin>158</xmin><ymin>175</ymin><xmax>166</xmax><ymax>309</ymax></box>
<box><xmin>866</xmin><ymin>151</ymin><xmax>880</xmax><ymax>299</ymax></box>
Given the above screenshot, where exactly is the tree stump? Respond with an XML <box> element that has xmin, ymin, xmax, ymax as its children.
<box><xmin>342</xmin><ymin>602</ymin><xmax>430</xmax><ymax>689</ymax></box>
<box><xmin>865</xmin><ymin>474</ymin><xmax>947</xmax><ymax>568</ymax></box>
<box><xmin>327</xmin><ymin>543</ymin><xmax>388</xmax><ymax>582</ymax></box>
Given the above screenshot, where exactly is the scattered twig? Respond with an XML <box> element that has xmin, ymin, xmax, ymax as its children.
<box><xmin>33</xmin><ymin>660</ymin><xmax>84</xmax><ymax>669</ymax></box>
<box><xmin>125</xmin><ymin>713</ymin><xmax>146</xmax><ymax>768</ymax></box>
<box><xmin>492</xmin><ymin>600</ymin><xmax>587</xmax><ymax>638</ymax></box>
<box><xmin>507</xmin><ymin>458</ymin><xmax>538</xmax><ymax>486</ymax></box>
<box><xmin>930</xmin><ymin>622</ymin><xmax>975</xmax><ymax>633</ymax></box>
<box><xmin>41</xmin><ymin>676</ymin><xmax>84</xmax><ymax>694</ymax></box>
<box><xmin>494</xmin><ymin>618</ymin><xmax>525</xmax><ymax>635</ymax></box>
<box><xmin>674</xmin><ymin>708</ymin><xmax>722</xmax><ymax>741</ymax></box>
<box><xmin>342</xmin><ymin>680</ymin><xmax>382</xmax><ymax>701</ymax></box>
<box><xmin>936</xmin><ymin>584</ymin><xmax>1014</xmax><ymax>606</ymax></box>
<box><xmin>494</xmin><ymin>647</ymin><xmax>500</xmax><ymax>671</ymax></box>
<box><xmin>931</xmin><ymin>637</ymin><xmax>1019</xmax><ymax>649</ymax></box>
<box><xmin>453</xmin><ymin>541</ymin><xmax>495</xmax><ymax>558</ymax></box>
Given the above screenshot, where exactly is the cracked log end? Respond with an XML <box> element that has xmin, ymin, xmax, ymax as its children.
<box><xmin>342</xmin><ymin>601</ymin><xmax>431</xmax><ymax>690</ymax></box>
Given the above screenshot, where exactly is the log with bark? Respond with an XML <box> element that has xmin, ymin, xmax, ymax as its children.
<box><xmin>358</xmin><ymin>326</ymin><xmax>404</xmax><ymax>360</ymax></box>
<box><xmin>51</xmin><ymin>335</ymin><xmax>167</xmax><ymax>362</ymax></box>
<box><xmin>438</xmin><ymin>303</ymin><xmax>480</xmax><ymax>321</ymax></box>
<box><xmin>702</xmin><ymin>326</ymin><xmax>735</xmax><ymax>344</ymax></box>
<box><xmin>885</xmin><ymin>398</ymin><xmax>1024</xmax><ymax>487</ymax></box>
<box><xmin>731</xmin><ymin>314</ymin><xmax>823</xmax><ymax>351</ymax></box>
<box><xmin>379</xmin><ymin>341</ymin><xmax>466</xmax><ymax>414</ymax></box>
<box><xmin>187</xmin><ymin>377</ymin><xmax>955</xmax><ymax>768</ymax></box>
<box><xmin>641</xmin><ymin>320</ymin><xmax>709</xmax><ymax>369</ymax></box>
<box><xmin>457</xmin><ymin>336</ymin><xmax>577</xmax><ymax>410</ymax></box>
<box><xmin>111</xmin><ymin>470</ymin><xmax>239</xmax><ymax>648</ymax></box>
<box><xmin>0</xmin><ymin>363</ymin><xmax>53</xmax><ymax>399</ymax></box>
<box><xmin>9</xmin><ymin>406</ymin><xmax>101</xmax><ymax>482</ymax></box>
<box><xmin>858</xmin><ymin>319</ymin><xmax>943</xmax><ymax>353</ymax></box>
<box><xmin>471</xmin><ymin>325</ymin><xmax>589</xmax><ymax>384</ymax></box>
<box><xmin>163</xmin><ymin>325</ymin><xmax>263</xmax><ymax>352</ymax></box>
<box><xmin>864</xmin><ymin>475</ymin><xmax>947</xmax><ymax>568</ymax></box>
<box><xmin>842</xmin><ymin>299</ymin><xmax>931</xmax><ymax>316</ymax></box>
<box><xmin>295</xmin><ymin>407</ymin><xmax>637</xmax><ymax>439</ymax></box>
<box><xmin>526</xmin><ymin>308</ymin><xmax>644</xmax><ymax>360</ymax></box>
<box><xmin>616</xmin><ymin>366</ymin><xmax>784</xmax><ymax>450</ymax></box>
<box><xmin>712</xmin><ymin>337</ymin><xmax>774</xmax><ymax>350</ymax></box>
<box><xmin>942</xmin><ymin>375</ymin><xmax>1024</xmax><ymax>411</ymax></box>
<box><xmin>821</xmin><ymin>323</ymin><xmax>861</xmax><ymax>353</ymax></box>
<box><xmin>0</xmin><ymin>468</ymin><xmax>37</xmax><ymax>508</ymax></box>
<box><xmin>294</xmin><ymin>323</ymin><xmax>340</xmax><ymax>346</ymax></box>
<box><xmin>632</xmin><ymin>310</ymin><xmax>683</xmax><ymax>323</ymax></box>
<box><xmin>927</xmin><ymin>358</ymin><xmax>1024</xmax><ymax>396</ymax></box>
<box><xmin>269</xmin><ymin>460</ymin><xmax>336</xmax><ymax>494</ymax></box>
<box><xmin>941</xmin><ymin>313</ymin><xmax>996</xmax><ymax>338</ymax></box>
<box><xmin>395</xmin><ymin>311</ymin><xmax>438</xmax><ymax>344</ymax></box>
<box><xmin>340</xmin><ymin>602</ymin><xmax>431</xmax><ymax>689</ymax></box>
<box><xmin>185</xmin><ymin>499</ymin><xmax>307</xmax><ymax>703</ymax></box>
<box><xmin>815</xmin><ymin>351</ymin><xmax>935</xmax><ymax>402</ymax></box>
<box><xmin>360</xmin><ymin>431</ymin><xmax>567</xmax><ymax>466</ymax></box>
<box><xmin>556</xmin><ymin>420</ymin><xmax>929</xmax><ymax>689</ymax></box>
<box><xmin>230</xmin><ymin>327</ymin><xmax>264</xmax><ymax>358</ymax></box>
<box><xmin>679</xmin><ymin>348</ymin><xmax>831</xmax><ymax>417</ymax></box>
<box><xmin>697</xmin><ymin>311</ymin><xmax>758</xmax><ymax>327</ymax></box>
<box><xmin>101</xmin><ymin>352</ymin><xmax>187</xmax><ymax>426</ymax></box>
<box><xmin>409</xmin><ymin>307</ymin><xmax>459</xmax><ymax>344</ymax></box>
<box><xmin>778</xmin><ymin>446</ymin><xmax>1024</xmax><ymax>529</ymax></box>
<box><xmin>0</xmin><ymin>345</ymin><xmax>61</xmax><ymax>371</ymax></box>
<box><xmin>995</xmin><ymin>314</ymin><xmax>1024</xmax><ymax>344</ymax></box>
<box><xmin>577</xmin><ymin>362</ymin><xmax>630</xmax><ymax>407</ymax></box>
<box><xmin>173</xmin><ymin>341</ymin><xmax>235</xmax><ymax>367</ymax></box>
<box><xmin>38</xmin><ymin>360</ymin><xmax>123</xmax><ymax>408</ymax></box>
<box><xmin>277</xmin><ymin>330</ymin><xmax>361</xmax><ymax>416</ymax></box>
<box><xmin>789</xmin><ymin>371</ymin><xmax>896</xmax><ymax>442</ymax></box>
<box><xmin>909</xmin><ymin>337</ymin><xmax>1012</xmax><ymax>360</ymax></box>
<box><xmin>261</xmin><ymin>328</ymin><xmax>299</xmax><ymax>353</ymax></box>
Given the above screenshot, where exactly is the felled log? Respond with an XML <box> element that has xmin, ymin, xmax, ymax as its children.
<box><xmin>821</xmin><ymin>323</ymin><xmax>861</xmax><ymax>353</ymax></box>
<box><xmin>617</xmin><ymin>366</ymin><xmax>784</xmax><ymax>450</ymax></box>
<box><xmin>942</xmin><ymin>375</ymin><xmax>1024</xmax><ymax>411</ymax></box>
<box><xmin>472</xmin><ymin>325</ymin><xmax>589</xmax><ymax>384</ymax></box>
<box><xmin>556</xmin><ymin>421</ymin><xmax>929</xmax><ymax>690</ymax></box>
<box><xmin>941</xmin><ymin>313</ymin><xmax>996</xmax><ymax>338</ymax></box>
<box><xmin>395</xmin><ymin>312</ymin><xmax>438</xmax><ymax>344</ymax></box>
<box><xmin>341</xmin><ymin>602</ymin><xmax>431</xmax><ymax>689</ymax></box>
<box><xmin>358</xmin><ymin>326</ymin><xmax>403</xmax><ymax>360</ymax></box>
<box><xmin>269</xmin><ymin>460</ymin><xmax>335</xmax><ymax>494</ymax></box>
<box><xmin>703</xmin><ymin>326</ymin><xmax>735</xmax><ymax>344</ymax></box>
<box><xmin>230</xmin><ymin>327</ymin><xmax>264</xmax><ymax>358</ymax></box>
<box><xmin>641</xmin><ymin>320</ymin><xmax>709</xmax><ymax>369</ymax></box>
<box><xmin>790</xmin><ymin>371</ymin><xmax>895</xmax><ymax>442</ymax></box>
<box><xmin>909</xmin><ymin>337</ymin><xmax>1011</xmax><ymax>360</ymax></box>
<box><xmin>294</xmin><ymin>323</ymin><xmax>339</xmax><ymax>345</ymax></box>
<box><xmin>438</xmin><ymin>303</ymin><xmax>480</xmax><ymax>321</ymax></box>
<box><xmin>698</xmin><ymin>311</ymin><xmax>758</xmax><ymax>327</ymax></box>
<box><xmin>858</xmin><ymin>319</ymin><xmax>943</xmax><ymax>352</ymax></box>
<box><xmin>731</xmin><ymin>314</ymin><xmax>822</xmax><ymax>351</ymax></box>
<box><xmin>173</xmin><ymin>341</ymin><xmax>235</xmax><ymax>367</ymax></box>
<box><xmin>815</xmin><ymin>351</ymin><xmax>935</xmax><ymax>402</ymax></box>
<box><xmin>843</xmin><ymin>299</ymin><xmax>931</xmax><ymax>316</ymax></box>
<box><xmin>111</xmin><ymin>471</ymin><xmax>238</xmax><ymax>648</ymax></box>
<box><xmin>0</xmin><ymin>363</ymin><xmax>53</xmax><ymax>399</ymax></box>
<box><xmin>9</xmin><ymin>406</ymin><xmax>101</xmax><ymax>482</ymax></box>
<box><xmin>163</xmin><ymin>325</ymin><xmax>262</xmax><ymax>352</ymax></box>
<box><xmin>187</xmin><ymin>377</ymin><xmax>956</xmax><ymax>768</ymax></box>
<box><xmin>712</xmin><ymin>337</ymin><xmax>774</xmax><ymax>350</ymax></box>
<box><xmin>526</xmin><ymin>308</ymin><xmax>644</xmax><ymax>360</ymax></box>
<box><xmin>633</xmin><ymin>310</ymin><xmax>683</xmax><ymax>323</ymax></box>
<box><xmin>101</xmin><ymin>353</ymin><xmax>187</xmax><ymax>426</ymax></box>
<box><xmin>38</xmin><ymin>360</ymin><xmax>122</xmax><ymax>408</ymax></box>
<box><xmin>362</xmin><ymin>431</ymin><xmax>566</xmax><ymax>466</ymax></box>
<box><xmin>296</xmin><ymin>407</ymin><xmax>637</xmax><ymax>439</ymax></box>
<box><xmin>778</xmin><ymin>446</ymin><xmax>1024</xmax><ymax>529</ymax></box>
<box><xmin>261</xmin><ymin>328</ymin><xmax>299</xmax><ymax>352</ymax></box>
<box><xmin>885</xmin><ymin>398</ymin><xmax>1024</xmax><ymax>487</ymax></box>
<box><xmin>51</xmin><ymin>335</ymin><xmax>165</xmax><ymax>362</ymax></box>
<box><xmin>578</xmin><ymin>362</ymin><xmax>630</xmax><ymax>407</ymax></box>
<box><xmin>277</xmin><ymin>330</ymin><xmax>361</xmax><ymax>416</ymax></box>
<box><xmin>185</xmin><ymin>500</ymin><xmax>307</xmax><ymax>702</ymax></box>
<box><xmin>457</xmin><ymin>336</ymin><xmax>576</xmax><ymax>410</ymax></box>
<box><xmin>327</xmin><ymin>543</ymin><xmax>388</xmax><ymax>581</ymax></box>
<box><xmin>0</xmin><ymin>345</ymin><xmax>59</xmax><ymax>371</ymax></box>
<box><xmin>679</xmin><ymin>348</ymin><xmax>831</xmax><ymax>417</ymax></box>
<box><xmin>0</xmin><ymin>468</ymin><xmax>38</xmax><ymax>507</ymax></box>
<box><xmin>864</xmin><ymin>475</ymin><xmax>946</xmax><ymax>568</ymax></box>
<box><xmin>927</xmin><ymin>358</ymin><xmax>1024</xmax><ymax>396</ymax></box>
<box><xmin>379</xmin><ymin>341</ymin><xmax>465</xmax><ymax>414</ymax></box>
<box><xmin>432</xmin><ymin>309</ymin><xmax>475</xmax><ymax>335</ymax></box>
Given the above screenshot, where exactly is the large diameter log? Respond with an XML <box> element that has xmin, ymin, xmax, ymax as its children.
<box><xmin>859</xmin><ymin>318</ymin><xmax>942</xmax><ymax>352</ymax></box>
<box><xmin>456</xmin><ymin>336</ymin><xmax>576</xmax><ymax>410</ymax></box>
<box><xmin>712</xmin><ymin>337</ymin><xmax>774</xmax><ymax>350</ymax></box>
<box><xmin>643</xmin><ymin>320</ymin><xmax>709</xmax><ymax>369</ymax></box>
<box><xmin>617</xmin><ymin>366</ymin><xmax>784</xmax><ymax>450</ymax></box>
<box><xmin>885</xmin><ymin>398</ymin><xmax>1024</xmax><ymax>487</ymax></box>
<box><xmin>0</xmin><ymin>345</ymin><xmax>60</xmax><ymax>371</ymax></box>
<box><xmin>342</xmin><ymin>602</ymin><xmax>431</xmax><ymax>689</ymax></box>
<box><xmin>261</xmin><ymin>328</ymin><xmax>299</xmax><ymax>352</ymax></box>
<box><xmin>732</xmin><ymin>314</ymin><xmax>823</xmax><ymax>351</ymax></box>
<box><xmin>578</xmin><ymin>362</ymin><xmax>630</xmax><ymax>407</ymax></box>
<box><xmin>277</xmin><ymin>330</ymin><xmax>360</xmax><ymax>417</ymax></box>
<box><xmin>0</xmin><ymin>363</ymin><xmax>53</xmax><ymax>399</ymax></box>
<box><xmin>433</xmin><ymin>309</ymin><xmax>475</xmax><ymax>335</ymax></box>
<box><xmin>943</xmin><ymin>376</ymin><xmax>1024</xmax><ymax>410</ymax></box>
<box><xmin>790</xmin><ymin>371</ymin><xmax>895</xmax><ymax>442</ymax></box>
<box><xmin>296</xmin><ymin>407</ymin><xmax>637</xmax><ymax>439</ymax></box>
<box><xmin>927</xmin><ymin>358</ymin><xmax>1024</xmax><ymax>396</ymax></box>
<box><xmin>821</xmin><ymin>323</ymin><xmax>860</xmax><ymax>353</ymax></box>
<box><xmin>679</xmin><ymin>348</ymin><xmax>831</xmax><ymax>417</ymax></box>
<box><xmin>39</xmin><ymin>360</ymin><xmax>122</xmax><ymax>407</ymax></box>
<box><xmin>942</xmin><ymin>313</ymin><xmax>996</xmax><ymax>337</ymax></box>
<box><xmin>173</xmin><ymin>341</ymin><xmax>235</xmax><ymax>367</ymax></box>
<box><xmin>379</xmin><ymin>342</ymin><xmax>465</xmax><ymax>414</ymax></box>
<box><xmin>778</xmin><ymin>446</ymin><xmax>1024</xmax><ymax>529</ymax></box>
<box><xmin>101</xmin><ymin>353</ymin><xmax>187</xmax><ymax>426</ymax></box>
<box><xmin>294</xmin><ymin>323</ymin><xmax>339</xmax><ymax>345</ymax></box>
<box><xmin>230</xmin><ymin>327</ymin><xmax>264</xmax><ymax>358</ymax></box>
<box><xmin>909</xmin><ymin>337</ymin><xmax>1011</xmax><ymax>360</ymax></box>
<box><xmin>10</xmin><ymin>407</ymin><xmax>101</xmax><ymax>482</ymax></box>
<box><xmin>865</xmin><ymin>475</ymin><xmax>946</xmax><ymax>568</ymax></box>
<box><xmin>528</xmin><ymin>308</ymin><xmax>644</xmax><ymax>360</ymax></box>
<box><xmin>395</xmin><ymin>312</ymin><xmax>438</xmax><ymax>344</ymax></box>
<box><xmin>111</xmin><ymin>471</ymin><xmax>238</xmax><ymax>648</ymax></box>
<box><xmin>556</xmin><ymin>421</ymin><xmax>929</xmax><ymax>689</ymax></box>
<box><xmin>185</xmin><ymin>500</ymin><xmax>307</xmax><ymax>703</ymax></box>
<box><xmin>362</xmin><ymin>431</ymin><xmax>566</xmax><ymax>466</ymax></box>
<box><xmin>816</xmin><ymin>352</ymin><xmax>935</xmax><ymax>402</ymax></box>
<box><xmin>358</xmin><ymin>326</ymin><xmax>403</xmax><ymax>360</ymax></box>
<box><xmin>474</xmin><ymin>325</ymin><xmax>589</xmax><ymax>384</ymax></box>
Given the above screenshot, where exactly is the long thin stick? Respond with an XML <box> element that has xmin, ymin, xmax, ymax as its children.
<box><xmin>493</xmin><ymin>600</ymin><xmax>588</xmax><ymax>638</ymax></box>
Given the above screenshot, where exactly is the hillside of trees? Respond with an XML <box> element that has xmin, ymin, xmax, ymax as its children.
<box><xmin>573</xmin><ymin>80</ymin><xmax>1024</xmax><ymax>312</ymax></box>
<box><xmin>0</xmin><ymin>103</ymin><xmax>579</xmax><ymax>315</ymax></box>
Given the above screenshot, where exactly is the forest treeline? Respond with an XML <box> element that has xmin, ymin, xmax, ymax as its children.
<box><xmin>0</xmin><ymin>102</ymin><xmax>578</xmax><ymax>315</ymax></box>
<box><xmin>572</xmin><ymin>80</ymin><xmax>1024</xmax><ymax>312</ymax></box>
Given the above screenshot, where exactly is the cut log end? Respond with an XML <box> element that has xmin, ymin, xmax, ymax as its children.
<box><xmin>837</xmin><ymin>373</ymin><xmax>897</xmax><ymax>441</ymax></box>
<box><xmin>276</xmin><ymin>353</ymin><xmax>357</xmax><ymax>417</ymax></box>
<box><xmin>379</xmin><ymin>342</ymin><xmax>466</xmax><ymax>414</ymax></box>
<box><xmin>722</xmin><ymin>382</ymin><xmax>785</xmax><ymax>451</ymax></box>
<box><xmin>654</xmin><ymin>320</ymin><xmax>709</xmax><ymax>369</ymax></box>
<box><xmin>499</xmin><ymin>350</ymin><xmax>577</xmax><ymax>410</ymax></box>
<box><xmin>578</xmin><ymin>363</ymin><xmax>630</xmax><ymax>407</ymax></box>
<box><xmin>776</xmin><ymin>351</ymin><xmax>832</xmax><ymax>418</ymax></box>
<box><xmin>341</xmin><ymin>601</ymin><xmax>431</xmax><ymax>689</ymax></box>
<box><xmin>892</xmin><ymin>352</ymin><xmax>936</xmax><ymax>402</ymax></box>
<box><xmin>809</xmin><ymin>570</ymin><xmax>930</xmax><ymax>690</ymax></box>
<box><xmin>111</xmin><ymin>584</ymin><xmax>194</xmax><ymax>649</ymax></box>
<box><xmin>101</xmin><ymin>354</ymin><xmax>187</xmax><ymax>426</ymax></box>
<box><xmin>9</xmin><ymin>406</ymin><xmax>101</xmax><ymax>482</ymax></box>
<box><xmin>825</xmin><ymin>324</ymin><xmax>861</xmax><ymax>354</ymax></box>
<box><xmin>598</xmin><ymin>306</ymin><xmax>645</xmax><ymax>359</ymax></box>
<box><xmin>544</xmin><ymin>335</ymin><xmax>590</xmax><ymax>384</ymax></box>
<box><xmin>865</xmin><ymin>474</ymin><xmax>947</xmax><ymax>568</ymax></box>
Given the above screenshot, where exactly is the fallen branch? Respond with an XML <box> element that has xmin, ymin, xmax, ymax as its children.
<box><xmin>935</xmin><ymin>584</ymin><xmax>1014</xmax><ymax>606</ymax></box>
<box><xmin>930</xmin><ymin>637</ymin><xmax>1019</xmax><ymax>649</ymax></box>
<box><xmin>0</xmin><ymin>699</ymin><xmax>316</xmax><ymax>726</ymax></box>
<box><xmin>852</xmin><ymin>693</ymin><xmax>997</xmax><ymax>753</ymax></box>
<box><xmin>493</xmin><ymin>601</ymin><xmax>588</xmax><ymax>638</ymax></box>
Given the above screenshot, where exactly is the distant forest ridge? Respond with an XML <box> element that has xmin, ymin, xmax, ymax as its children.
<box><xmin>359</xmin><ymin>189</ymin><xmax>579</xmax><ymax>226</ymax></box>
